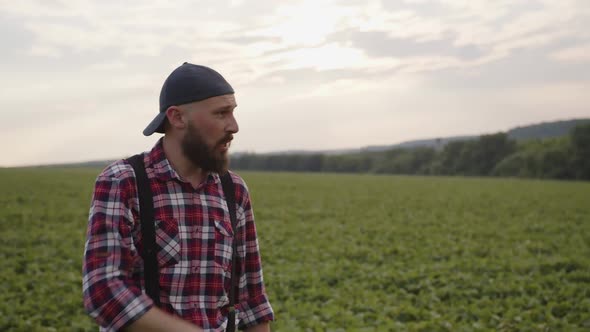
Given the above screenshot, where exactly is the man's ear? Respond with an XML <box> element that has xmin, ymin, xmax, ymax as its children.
<box><xmin>165</xmin><ymin>106</ymin><xmax>187</xmax><ymax>131</ymax></box>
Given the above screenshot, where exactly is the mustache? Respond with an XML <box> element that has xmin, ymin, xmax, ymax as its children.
<box><xmin>218</xmin><ymin>135</ymin><xmax>233</xmax><ymax>145</ymax></box>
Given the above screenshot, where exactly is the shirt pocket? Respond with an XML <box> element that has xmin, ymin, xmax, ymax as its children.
<box><xmin>154</xmin><ymin>217</ymin><xmax>181</xmax><ymax>268</ymax></box>
<box><xmin>213</xmin><ymin>219</ymin><xmax>234</xmax><ymax>272</ymax></box>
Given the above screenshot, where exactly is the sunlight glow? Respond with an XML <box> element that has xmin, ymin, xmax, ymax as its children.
<box><xmin>255</xmin><ymin>0</ymin><xmax>353</xmax><ymax>46</ymax></box>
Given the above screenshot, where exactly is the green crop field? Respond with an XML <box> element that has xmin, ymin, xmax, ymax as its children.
<box><xmin>1</xmin><ymin>168</ymin><xmax>589</xmax><ymax>331</ymax></box>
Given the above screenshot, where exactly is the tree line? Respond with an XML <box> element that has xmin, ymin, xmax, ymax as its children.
<box><xmin>231</xmin><ymin>123</ymin><xmax>590</xmax><ymax>180</ymax></box>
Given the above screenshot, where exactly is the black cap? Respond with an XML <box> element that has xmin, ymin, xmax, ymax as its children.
<box><xmin>143</xmin><ymin>62</ymin><xmax>234</xmax><ymax>136</ymax></box>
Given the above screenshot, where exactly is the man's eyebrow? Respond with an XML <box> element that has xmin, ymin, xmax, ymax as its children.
<box><xmin>215</xmin><ymin>105</ymin><xmax>237</xmax><ymax>111</ymax></box>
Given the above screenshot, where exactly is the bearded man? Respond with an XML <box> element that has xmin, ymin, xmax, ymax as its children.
<box><xmin>82</xmin><ymin>63</ymin><xmax>274</xmax><ymax>332</ymax></box>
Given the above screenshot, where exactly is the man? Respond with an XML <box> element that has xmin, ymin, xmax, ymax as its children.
<box><xmin>83</xmin><ymin>63</ymin><xmax>274</xmax><ymax>331</ymax></box>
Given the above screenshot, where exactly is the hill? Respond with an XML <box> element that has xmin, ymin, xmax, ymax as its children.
<box><xmin>360</xmin><ymin>118</ymin><xmax>590</xmax><ymax>153</ymax></box>
<box><xmin>258</xmin><ymin>118</ymin><xmax>590</xmax><ymax>156</ymax></box>
<box><xmin>18</xmin><ymin>118</ymin><xmax>590</xmax><ymax>168</ymax></box>
<box><xmin>507</xmin><ymin>119</ymin><xmax>590</xmax><ymax>140</ymax></box>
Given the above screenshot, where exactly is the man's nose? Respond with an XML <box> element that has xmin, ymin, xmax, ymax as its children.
<box><xmin>226</xmin><ymin>114</ymin><xmax>239</xmax><ymax>134</ymax></box>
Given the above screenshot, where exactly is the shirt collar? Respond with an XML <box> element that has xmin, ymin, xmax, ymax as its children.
<box><xmin>146</xmin><ymin>137</ymin><xmax>221</xmax><ymax>185</ymax></box>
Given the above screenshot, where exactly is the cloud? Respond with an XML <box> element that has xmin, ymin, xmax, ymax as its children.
<box><xmin>0</xmin><ymin>14</ymin><xmax>35</xmax><ymax>56</ymax></box>
<box><xmin>5</xmin><ymin>0</ymin><xmax>587</xmax><ymax>80</ymax></box>
<box><xmin>329</xmin><ymin>29</ymin><xmax>485</xmax><ymax>59</ymax></box>
<box><xmin>0</xmin><ymin>0</ymin><xmax>589</xmax><ymax>166</ymax></box>
<box><xmin>550</xmin><ymin>44</ymin><xmax>590</xmax><ymax>63</ymax></box>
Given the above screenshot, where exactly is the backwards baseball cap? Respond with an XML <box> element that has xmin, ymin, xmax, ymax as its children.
<box><xmin>143</xmin><ymin>62</ymin><xmax>235</xmax><ymax>136</ymax></box>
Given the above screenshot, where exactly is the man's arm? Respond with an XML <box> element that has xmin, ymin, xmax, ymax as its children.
<box><xmin>83</xmin><ymin>170</ymin><xmax>153</xmax><ymax>330</ymax></box>
<box><xmin>233</xmin><ymin>176</ymin><xmax>275</xmax><ymax>329</ymax></box>
<box><xmin>124</xmin><ymin>307</ymin><xmax>203</xmax><ymax>332</ymax></box>
<box><xmin>83</xmin><ymin>166</ymin><xmax>199</xmax><ymax>331</ymax></box>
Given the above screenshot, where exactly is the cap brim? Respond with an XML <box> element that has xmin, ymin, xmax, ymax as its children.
<box><xmin>143</xmin><ymin>112</ymin><xmax>167</xmax><ymax>136</ymax></box>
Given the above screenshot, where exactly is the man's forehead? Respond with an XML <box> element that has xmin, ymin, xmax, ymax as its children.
<box><xmin>184</xmin><ymin>94</ymin><xmax>237</xmax><ymax>110</ymax></box>
<box><xmin>209</xmin><ymin>94</ymin><xmax>237</xmax><ymax>107</ymax></box>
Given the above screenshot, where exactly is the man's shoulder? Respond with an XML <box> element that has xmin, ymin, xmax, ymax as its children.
<box><xmin>225</xmin><ymin>170</ymin><xmax>254</xmax><ymax>206</ymax></box>
<box><xmin>227</xmin><ymin>170</ymin><xmax>249</xmax><ymax>191</ymax></box>
<box><xmin>96</xmin><ymin>157</ymin><xmax>138</xmax><ymax>182</ymax></box>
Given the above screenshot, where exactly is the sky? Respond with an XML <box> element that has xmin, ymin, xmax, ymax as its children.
<box><xmin>1</xmin><ymin>0</ymin><xmax>589</xmax><ymax>167</ymax></box>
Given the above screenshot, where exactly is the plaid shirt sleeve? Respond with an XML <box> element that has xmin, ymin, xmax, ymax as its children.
<box><xmin>82</xmin><ymin>162</ymin><xmax>154</xmax><ymax>331</ymax></box>
<box><xmin>235</xmin><ymin>176</ymin><xmax>275</xmax><ymax>328</ymax></box>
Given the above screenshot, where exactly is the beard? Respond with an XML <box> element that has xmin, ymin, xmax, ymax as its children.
<box><xmin>181</xmin><ymin>121</ymin><xmax>231</xmax><ymax>174</ymax></box>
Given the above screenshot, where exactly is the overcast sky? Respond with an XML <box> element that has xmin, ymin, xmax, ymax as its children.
<box><xmin>1</xmin><ymin>0</ymin><xmax>589</xmax><ymax>167</ymax></box>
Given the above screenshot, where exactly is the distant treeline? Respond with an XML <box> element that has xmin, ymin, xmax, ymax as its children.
<box><xmin>232</xmin><ymin>123</ymin><xmax>590</xmax><ymax>180</ymax></box>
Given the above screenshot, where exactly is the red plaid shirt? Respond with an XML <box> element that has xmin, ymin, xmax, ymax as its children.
<box><xmin>83</xmin><ymin>138</ymin><xmax>274</xmax><ymax>331</ymax></box>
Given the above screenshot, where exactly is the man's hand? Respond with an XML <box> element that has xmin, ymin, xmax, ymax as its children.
<box><xmin>245</xmin><ymin>322</ymin><xmax>270</xmax><ymax>332</ymax></box>
<box><xmin>124</xmin><ymin>307</ymin><xmax>204</xmax><ymax>332</ymax></box>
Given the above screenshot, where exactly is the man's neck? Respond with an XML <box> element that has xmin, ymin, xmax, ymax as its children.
<box><xmin>162</xmin><ymin>136</ymin><xmax>207</xmax><ymax>188</ymax></box>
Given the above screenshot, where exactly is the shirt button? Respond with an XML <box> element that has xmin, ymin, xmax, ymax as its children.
<box><xmin>194</xmin><ymin>266</ymin><xmax>199</xmax><ymax>272</ymax></box>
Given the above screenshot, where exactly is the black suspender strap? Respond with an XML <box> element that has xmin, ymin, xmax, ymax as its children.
<box><xmin>220</xmin><ymin>172</ymin><xmax>239</xmax><ymax>332</ymax></box>
<box><xmin>126</xmin><ymin>154</ymin><xmax>161</xmax><ymax>307</ymax></box>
